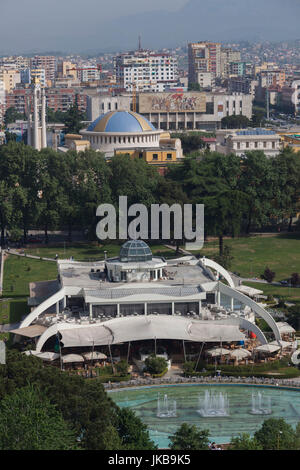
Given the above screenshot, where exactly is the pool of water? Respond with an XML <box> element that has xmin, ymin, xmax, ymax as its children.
<box><xmin>109</xmin><ymin>384</ymin><xmax>300</xmax><ymax>448</ymax></box>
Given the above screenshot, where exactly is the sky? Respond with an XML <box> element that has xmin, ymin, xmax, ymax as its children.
<box><xmin>0</xmin><ymin>0</ymin><xmax>187</xmax><ymax>53</ymax></box>
<box><xmin>0</xmin><ymin>0</ymin><xmax>299</xmax><ymax>54</ymax></box>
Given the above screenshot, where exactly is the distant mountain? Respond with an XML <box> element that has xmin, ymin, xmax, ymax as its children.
<box><xmin>88</xmin><ymin>0</ymin><xmax>300</xmax><ymax>52</ymax></box>
<box><xmin>1</xmin><ymin>0</ymin><xmax>300</xmax><ymax>54</ymax></box>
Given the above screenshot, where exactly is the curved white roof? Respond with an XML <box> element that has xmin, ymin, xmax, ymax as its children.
<box><xmin>56</xmin><ymin>315</ymin><xmax>245</xmax><ymax>349</ymax></box>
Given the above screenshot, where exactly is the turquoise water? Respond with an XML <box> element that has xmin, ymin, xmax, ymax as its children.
<box><xmin>109</xmin><ymin>384</ymin><xmax>300</xmax><ymax>448</ymax></box>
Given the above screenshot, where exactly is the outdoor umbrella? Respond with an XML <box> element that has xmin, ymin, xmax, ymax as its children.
<box><xmin>230</xmin><ymin>349</ymin><xmax>252</xmax><ymax>360</ymax></box>
<box><xmin>269</xmin><ymin>340</ymin><xmax>293</xmax><ymax>349</ymax></box>
<box><xmin>83</xmin><ymin>351</ymin><xmax>107</xmax><ymax>361</ymax></box>
<box><xmin>254</xmin><ymin>344</ymin><xmax>281</xmax><ymax>354</ymax></box>
<box><xmin>62</xmin><ymin>354</ymin><xmax>84</xmax><ymax>364</ymax></box>
<box><xmin>206</xmin><ymin>348</ymin><xmax>231</xmax><ymax>357</ymax></box>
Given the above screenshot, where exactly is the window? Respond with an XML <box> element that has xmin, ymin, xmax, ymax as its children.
<box><xmin>167</xmin><ymin>153</ymin><xmax>172</xmax><ymax>160</ymax></box>
<box><xmin>152</xmin><ymin>154</ymin><xmax>158</xmax><ymax>160</ymax></box>
<box><xmin>246</xmin><ymin>142</ymin><xmax>249</xmax><ymax>148</ymax></box>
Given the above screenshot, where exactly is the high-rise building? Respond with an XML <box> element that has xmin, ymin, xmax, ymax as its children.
<box><xmin>0</xmin><ymin>69</ymin><xmax>21</xmax><ymax>93</ymax></box>
<box><xmin>115</xmin><ymin>50</ymin><xmax>178</xmax><ymax>92</ymax></box>
<box><xmin>220</xmin><ymin>48</ymin><xmax>241</xmax><ymax>77</ymax></box>
<box><xmin>188</xmin><ymin>42</ymin><xmax>221</xmax><ymax>85</ymax></box>
<box><xmin>30</xmin><ymin>56</ymin><xmax>56</xmax><ymax>84</ymax></box>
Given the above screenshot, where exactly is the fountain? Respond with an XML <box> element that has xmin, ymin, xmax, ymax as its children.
<box><xmin>197</xmin><ymin>390</ymin><xmax>229</xmax><ymax>417</ymax></box>
<box><xmin>250</xmin><ymin>392</ymin><xmax>272</xmax><ymax>415</ymax></box>
<box><xmin>157</xmin><ymin>394</ymin><xmax>177</xmax><ymax>418</ymax></box>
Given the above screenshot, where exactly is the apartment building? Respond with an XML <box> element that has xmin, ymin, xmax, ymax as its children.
<box><xmin>188</xmin><ymin>42</ymin><xmax>222</xmax><ymax>84</ymax></box>
<box><xmin>5</xmin><ymin>87</ymin><xmax>87</xmax><ymax>115</ymax></box>
<box><xmin>220</xmin><ymin>48</ymin><xmax>241</xmax><ymax>77</ymax></box>
<box><xmin>115</xmin><ymin>50</ymin><xmax>178</xmax><ymax>92</ymax></box>
<box><xmin>0</xmin><ymin>69</ymin><xmax>21</xmax><ymax>93</ymax></box>
<box><xmin>30</xmin><ymin>56</ymin><xmax>56</xmax><ymax>84</ymax></box>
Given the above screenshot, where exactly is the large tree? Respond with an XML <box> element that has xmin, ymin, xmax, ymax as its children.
<box><xmin>117</xmin><ymin>408</ymin><xmax>157</xmax><ymax>450</ymax></box>
<box><xmin>254</xmin><ymin>418</ymin><xmax>297</xmax><ymax>450</ymax></box>
<box><xmin>0</xmin><ymin>386</ymin><xmax>76</xmax><ymax>450</ymax></box>
<box><xmin>169</xmin><ymin>423</ymin><xmax>210</xmax><ymax>450</ymax></box>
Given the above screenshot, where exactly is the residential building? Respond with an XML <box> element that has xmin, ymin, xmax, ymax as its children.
<box><xmin>228</xmin><ymin>77</ymin><xmax>258</xmax><ymax>98</ymax></box>
<box><xmin>30</xmin><ymin>56</ymin><xmax>56</xmax><ymax>85</ymax></box>
<box><xmin>188</xmin><ymin>42</ymin><xmax>222</xmax><ymax>85</ymax></box>
<box><xmin>220</xmin><ymin>48</ymin><xmax>241</xmax><ymax>77</ymax></box>
<box><xmin>280</xmin><ymin>80</ymin><xmax>300</xmax><ymax>115</ymax></box>
<box><xmin>115</xmin><ymin>50</ymin><xmax>178</xmax><ymax>92</ymax></box>
<box><xmin>0</xmin><ymin>69</ymin><xmax>21</xmax><ymax>93</ymax></box>
<box><xmin>30</xmin><ymin>68</ymin><xmax>46</xmax><ymax>87</ymax></box>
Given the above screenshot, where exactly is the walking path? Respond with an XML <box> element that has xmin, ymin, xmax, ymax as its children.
<box><xmin>4</xmin><ymin>249</ymin><xmax>56</xmax><ymax>262</ymax></box>
<box><xmin>104</xmin><ymin>375</ymin><xmax>300</xmax><ymax>391</ymax></box>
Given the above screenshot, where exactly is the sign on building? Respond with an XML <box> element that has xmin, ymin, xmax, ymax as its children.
<box><xmin>139</xmin><ymin>92</ymin><xmax>206</xmax><ymax>113</ymax></box>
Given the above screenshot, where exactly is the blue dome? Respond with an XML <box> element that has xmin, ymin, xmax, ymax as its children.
<box><xmin>87</xmin><ymin>111</ymin><xmax>156</xmax><ymax>133</ymax></box>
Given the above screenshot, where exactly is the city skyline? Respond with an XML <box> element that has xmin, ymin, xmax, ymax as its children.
<box><xmin>1</xmin><ymin>0</ymin><xmax>300</xmax><ymax>54</ymax></box>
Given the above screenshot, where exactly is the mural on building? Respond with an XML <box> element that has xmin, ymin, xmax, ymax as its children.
<box><xmin>139</xmin><ymin>92</ymin><xmax>206</xmax><ymax>113</ymax></box>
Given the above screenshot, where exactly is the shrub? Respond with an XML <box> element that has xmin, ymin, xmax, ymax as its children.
<box><xmin>144</xmin><ymin>355</ymin><xmax>168</xmax><ymax>375</ymax></box>
<box><xmin>263</xmin><ymin>267</ymin><xmax>275</xmax><ymax>283</ymax></box>
<box><xmin>115</xmin><ymin>360</ymin><xmax>129</xmax><ymax>377</ymax></box>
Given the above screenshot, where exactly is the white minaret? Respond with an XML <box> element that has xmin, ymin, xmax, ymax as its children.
<box><xmin>26</xmin><ymin>96</ymin><xmax>32</xmax><ymax>147</ymax></box>
<box><xmin>33</xmin><ymin>83</ymin><xmax>40</xmax><ymax>150</ymax></box>
<box><xmin>41</xmin><ymin>87</ymin><xmax>47</xmax><ymax>148</ymax></box>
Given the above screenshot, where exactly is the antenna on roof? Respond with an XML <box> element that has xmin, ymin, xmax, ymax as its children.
<box><xmin>138</xmin><ymin>35</ymin><xmax>142</xmax><ymax>51</ymax></box>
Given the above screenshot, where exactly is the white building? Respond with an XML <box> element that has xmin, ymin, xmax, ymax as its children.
<box><xmin>216</xmin><ymin>128</ymin><xmax>281</xmax><ymax>157</ymax></box>
<box><xmin>139</xmin><ymin>91</ymin><xmax>253</xmax><ymax>131</ymax></box>
<box><xmin>115</xmin><ymin>50</ymin><xmax>178</xmax><ymax>92</ymax></box>
<box><xmin>12</xmin><ymin>240</ymin><xmax>282</xmax><ymax>355</ymax></box>
<box><xmin>86</xmin><ymin>93</ymin><xmax>131</xmax><ymax>121</ymax></box>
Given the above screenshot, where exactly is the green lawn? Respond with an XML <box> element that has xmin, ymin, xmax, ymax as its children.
<box><xmin>25</xmin><ymin>242</ymin><xmax>178</xmax><ymax>261</ymax></box>
<box><xmin>244</xmin><ymin>281</ymin><xmax>300</xmax><ymax>303</ymax></box>
<box><xmin>0</xmin><ymin>299</ymin><xmax>30</xmax><ymax>325</ymax></box>
<box><xmin>193</xmin><ymin>233</ymin><xmax>300</xmax><ymax>282</ymax></box>
<box><xmin>2</xmin><ymin>255</ymin><xmax>58</xmax><ymax>298</ymax></box>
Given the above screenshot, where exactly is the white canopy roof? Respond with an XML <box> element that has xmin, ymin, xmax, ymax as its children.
<box><xmin>59</xmin><ymin>315</ymin><xmax>245</xmax><ymax>348</ymax></box>
<box><xmin>23</xmin><ymin>350</ymin><xmax>60</xmax><ymax>361</ymax></box>
<box><xmin>254</xmin><ymin>344</ymin><xmax>281</xmax><ymax>354</ymax></box>
<box><xmin>11</xmin><ymin>325</ymin><xmax>47</xmax><ymax>338</ymax></box>
<box><xmin>235</xmin><ymin>285</ymin><xmax>263</xmax><ymax>297</ymax></box>
<box><xmin>230</xmin><ymin>349</ymin><xmax>252</xmax><ymax>359</ymax></box>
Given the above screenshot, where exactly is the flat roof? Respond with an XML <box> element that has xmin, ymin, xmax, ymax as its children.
<box><xmin>58</xmin><ymin>256</ymin><xmax>213</xmax><ymax>290</ymax></box>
